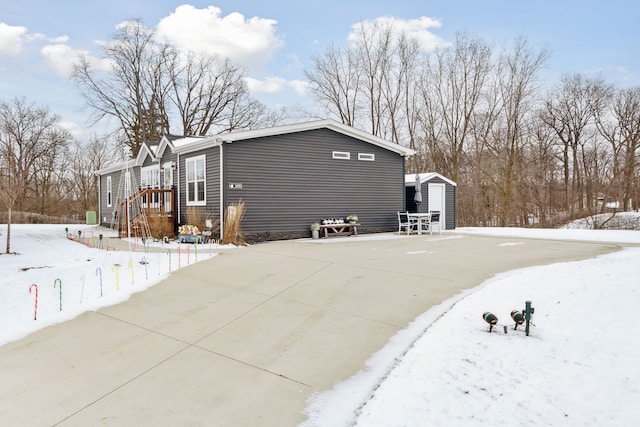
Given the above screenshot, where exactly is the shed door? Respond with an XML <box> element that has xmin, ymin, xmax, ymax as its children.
<box><xmin>428</xmin><ymin>183</ymin><xmax>445</xmax><ymax>229</ymax></box>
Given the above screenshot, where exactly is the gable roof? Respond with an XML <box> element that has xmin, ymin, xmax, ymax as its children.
<box><xmin>405</xmin><ymin>172</ymin><xmax>457</xmax><ymax>187</ymax></box>
<box><xmin>96</xmin><ymin>120</ymin><xmax>415</xmax><ymax>175</ymax></box>
<box><xmin>134</xmin><ymin>143</ymin><xmax>157</xmax><ymax>165</ymax></box>
<box><xmin>217</xmin><ymin>119</ymin><xmax>415</xmax><ymax>157</ymax></box>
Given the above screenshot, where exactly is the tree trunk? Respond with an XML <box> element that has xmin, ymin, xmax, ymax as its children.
<box><xmin>5</xmin><ymin>207</ymin><xmax>11</xmax><ymax>254</ymax></box>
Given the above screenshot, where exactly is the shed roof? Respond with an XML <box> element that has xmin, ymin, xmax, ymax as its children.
<box><xmin>405</xmin><ymin>172</ymin><xmax>457</xmax><ymax>187</ymax></box>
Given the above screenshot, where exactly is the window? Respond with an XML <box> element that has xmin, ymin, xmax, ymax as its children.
<box><xmin>332</xmin><ymin>151</ymin><xmax>350</xmax><ymax>160</ymax></box>
<box><xmin>358</xmin><ymin>153</ymin><xmax>375</xmax><ymax>161</ymax></box>
<box><xmin>186</xmin><ymin>155</ymin><xmax>206</xmax><ymax>206</ymax></box>
<box><xmin>141</xmin><ymin>165</ymin><xmax>160</xmax><ymax>188</ymax></box>
<box><xmin>106</xmin><ymin>176</ymin><xmax>112</xmax><ymax>207</ymax></box>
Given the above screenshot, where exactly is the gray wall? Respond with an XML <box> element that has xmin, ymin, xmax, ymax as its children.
<box><xmin>177</xmin><ymin>146</ymin><xmax>220</xmax><ymax>226</ymax></box>
<box><xmin>98</xmin><ymin>166</ymin><xmax>140</xmax><ymax>227</ymax></box>
<box><xmin>223</xmin><ymin>128</ymin><xmax>407</xmax><ymax>236</ymax></box>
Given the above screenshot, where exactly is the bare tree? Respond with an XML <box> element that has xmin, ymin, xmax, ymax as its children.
<box><xmin>73</xmin><ymin>19</ymin><xmax>282</xmax><ymax>156</ymax></box>
<box><xmin>65</xmin><ymin>136</ymin><xmax>117</xmax><ymax>214</ymax></box>
<box><xmin>168</xmin><ymin>51</ymin><xmax>249</xmax><ymax>136</ymax></box>
<box><xmin>73</xmin><ymin>20</ymin><xmax>172</xmax><ymax>157</ymax></box>
<box><xmin>541</xmin><ymin>74</ymin><xmax>609</xmax><ymax>217</ymax></box>
<box><xmin>420</xmin><ymin>32</ymin><xmax>494</xmax><ymax>183</ymax></box>
<box><xmin>0</xmin><ymin>98</ymin><xmax>71</xmax><ymax>253</ymax></box>
<box><xmin>594</xmin><ymin>86</ymin><xmax>640</xmax><ymax>212</ymax></box>
<box><xmin>487</xmin><ymin>37</ymin><xmax>549</xmax><ymax>226</ymax></box>
<box><xmin>305</xmin><ymin>44</ymin><xmax>362</xmax><ymax>127</ymax></box>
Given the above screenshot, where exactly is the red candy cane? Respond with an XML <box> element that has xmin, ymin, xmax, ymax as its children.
<box><xmin>29</xmin><ymin>283</ymin><xmax>38</xmax><ymax>320</ymax></box>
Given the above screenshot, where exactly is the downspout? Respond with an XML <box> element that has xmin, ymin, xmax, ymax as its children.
<box><xmin>219</xmin><ymin>142</ymin><xmax>224</xmax><ymax>241</ymax></box>
<box><xmin>177</xmin><ymin>153</ymin><xmax>181</xmax><ymax>224</ymax></box>
<box><xmin>97</xmin><ymin>174</ymin><xmax>101</xmax><ymax>226</ymax></box>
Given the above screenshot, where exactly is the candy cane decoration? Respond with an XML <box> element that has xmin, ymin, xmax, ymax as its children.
<box><xmin>29</xmin><ymin>284</ymin><xmax>38</xmax><ymax>320</ymax></box>
<box><xmin>96</xmin><ymin>267</ymin><xmax>103</xmax><ymax>297</ymax></box>
<box><xmin>80</xmin><ymin>273</ymin><xmax>86</xmax><ymax>304</ymax></box>
<box><xmin>53</xmin><ymin>278</ymin><xmax>63</xmax><ymax>311</ymax></box>
<box><xmin>128</xmin><ymin>259</ymin><xmax>134</xmax><ymax>285</ymax></box>
<box><xmin>113</xmin><ymin>264</ymin><xmax>120</xmax><ymax>290</ymax></box>
<box><xmin>141</xmin><ymin>256</ymin><xmax>148</xmax><ymax>279</ymax></box>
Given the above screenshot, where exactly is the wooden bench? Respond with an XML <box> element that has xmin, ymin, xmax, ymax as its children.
<box><xmin>319</xmin><ymin>223</ymin><xmax>359</xmax><ymax>238</ymax></box>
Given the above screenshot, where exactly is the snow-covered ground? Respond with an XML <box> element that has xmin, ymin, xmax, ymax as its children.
<box><xmin>2</xmin><ymin>223</ymin><xmax>640</xmax><ymax>426</ymax></box>
<box><xmin>0</xmin><ymin>224</ymin><xmax>230</xmax><ymax>346</ymax></box>
<box><xmin>302</xmin><ymin>226</ymin><xmax>640</xmax><ymax>426</ymax></box>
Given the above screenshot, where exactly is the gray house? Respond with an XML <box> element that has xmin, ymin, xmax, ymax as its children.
<box><xmin>96</xmin><ymin>119</ymin><xmax>415</xmax><ymax>241</ymax></box>
<box><xmin>405</xmin><ymin>172</ymin><xmax>457</xmax><ymax>230</ymax></box>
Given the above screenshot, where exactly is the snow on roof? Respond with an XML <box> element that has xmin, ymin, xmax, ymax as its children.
<box><xmin>171</xmin><ymin>136</ymin><xmax>208</xmax><ymax>148</ymax></box>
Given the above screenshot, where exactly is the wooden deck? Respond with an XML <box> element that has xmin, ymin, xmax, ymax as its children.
<box><xmin>116</xmin><ymin>188</ymin><xmax>175</xmax><ymax>239</ymax></box>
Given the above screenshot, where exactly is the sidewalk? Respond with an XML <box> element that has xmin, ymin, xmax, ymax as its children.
<box><xmin>0</xmin><ymin>233</ymin><xmax>621</xmax><ymax>426</ymax></box>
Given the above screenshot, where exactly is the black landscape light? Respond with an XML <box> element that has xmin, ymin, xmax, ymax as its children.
<box><xmin>482</xmin><ymin>312</ymin><xmax>498</xmax><ymax>332</ymax></box>
<box><xmin>511</xmin><ymin>310</ymin><xmax>525</xmax><ymax>330</ymax></box>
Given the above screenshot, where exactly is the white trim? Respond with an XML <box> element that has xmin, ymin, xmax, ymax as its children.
<box><xmin>428</xmin><ymin>183</ymin><xmax>446</xmax><ymax>230</ymax></box>
<box><xmin>219</xmin><ymin>144</ymin><xmax>224</xmax><ymax>240</ymax></box>
<box><xmin>405</xmin><ymin>172</ymin><xmax>457</xmax><ymax>187</ymax></box>
<box><xmin>185</xmin><ymin>154</ymin><xmax>206</xmax><ymax>206</ymax></box>
<box><xmin>332</xmin><ymin>151</ymin><xmax>351</xmax><ymax>160</ymax></box>
<box><xmin>358</xmin><ymin>153</ymin><xmax>375</xmax><ymax>161</ymax></box>
<box><xmin>177</xmin><ymin>154</ymin><xmax>181</xmax><ymax>222</ymax></box>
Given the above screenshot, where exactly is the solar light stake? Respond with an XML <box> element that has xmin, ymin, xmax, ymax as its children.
<box><xmin>524</xmin><ymin>300</ymin><xmax>534</xmax><ymax>336</ymax></box>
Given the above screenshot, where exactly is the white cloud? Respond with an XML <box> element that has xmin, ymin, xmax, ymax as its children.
<box><xmin>348</xmin><ymin>16</ymin><xmax>448</xmax><ymax>51</ymax></box>
<box><xmin>41</xmin><ymin>44</ymin><xmax>109</xmax><ymax>77</ymax></box>
<box><xmin>244</xmin><ymin>76</ymin><xmax>286</xmax><ymax>94</ymax></box>
<box><xmin>58</xmin><ymin>120</ymin><xmax>84</xmax><ymax>139</ymax></box>
<box><xmin>155</xmin><ymin>5</ymin><xmax>283</xmax><ymax>71</ymax></box>
<box><xmin>244</xmin><ymin>76</ymin><xmax>310</xmax><ymax>96</ymax></box>
<box><xmin>41</xmin><ymin>44</ymin><xmax>84</xmax><ymax>77</ymax></box>
<box><xmin>288</xmin><ymin>79</ymin><xmax>310</xmax><ymax>95</ymax></box>
<box><xmin>0</xmin><ymin>22</ymin><xmax>28</xmax><ymax>56</ymax></box>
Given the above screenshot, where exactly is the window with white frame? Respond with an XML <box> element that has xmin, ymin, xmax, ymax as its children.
<box><xmin>106</xmin><ymin>176</ymin><xmax>112</xmax><ymax>207</ymax></box>
<box><xmin>358</xmin><ymin>153</ymin><xmax>375</xmax><ymax>161</ymax></box>
<box><xmin>186</xmin><ymin>155</ymin><xmax>206</xmax><ymax>206</ymax></box>
<box><xmin>332</xmin><ymin>151</ymin><xmax>350</xmax><ymax>160</ymax></box>
<box><xmin>141</xmin><ymin>165</ymin><xmax>160</xmax><ymax>189</ymax></box>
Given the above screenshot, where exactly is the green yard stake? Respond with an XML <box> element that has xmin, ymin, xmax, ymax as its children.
<box><xmin>524</xmin><ymin>300</ymin><xmax>534</xmax><ymax>336</ymax></box>
<box><xmin>54</xmin><ymin>278</ymin><xmax>62</xmax><ymax>311</ymax></box>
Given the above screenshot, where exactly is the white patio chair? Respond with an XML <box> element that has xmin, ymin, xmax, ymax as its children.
<box><xmin>428</xmin><ymin>211</ymin><xmax>442</xmax><ymax>234</ymax></box>
<box><xmin>397</xmin><ymin>211</ymin><xmax>416</xmax><ymax>235</ymax></box>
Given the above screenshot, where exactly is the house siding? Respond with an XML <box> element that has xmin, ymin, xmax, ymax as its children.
<box><xmin>97</xmin><ymin>166</ymin><xmax>140</xmax><ymax>227</ymax></box>
<box><xmin>223</xmin><ymin>128</ymin><xmax>406</xmax><ymax>237</ymax></box>
<box><xmin>178</xmin><ymin>147</ymin><xmax>220</xmax><ymax>226</ymax></box>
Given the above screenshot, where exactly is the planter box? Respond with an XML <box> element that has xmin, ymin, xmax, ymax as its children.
<box><xmin>178</xmin><ymin>233</ymin><xmax>203</xmax><ymax>244</ymax></box>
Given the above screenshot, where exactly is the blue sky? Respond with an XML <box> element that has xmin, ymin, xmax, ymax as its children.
<box><xmin>1</xmin><ymin>0</ymin><xmax>638</xmax><ymax>139</ymax></box>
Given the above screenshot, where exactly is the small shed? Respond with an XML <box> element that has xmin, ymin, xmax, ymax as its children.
<box><xmin>405</xmin><ymin>172</ymin><xmax>456</xmax><ymax>230</ymax></box>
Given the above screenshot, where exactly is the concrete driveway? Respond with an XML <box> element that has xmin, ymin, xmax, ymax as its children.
<box><xmin>0</xmin><ymin>233</ymin><xmax>620</xmax><ymax>426</ymax></box>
